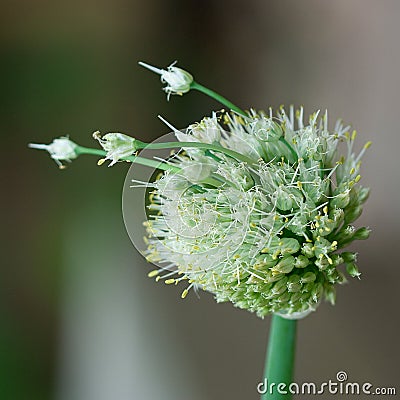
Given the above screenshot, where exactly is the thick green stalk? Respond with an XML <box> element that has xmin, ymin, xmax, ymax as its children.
<box><xmin>261</xmin><ymin>315</ymin><xmax>297</xmax><ymax>400</ymax></box>
<box><xmin>190</xmin><ymin>81</ymin><xmax>248</xmax><ymax>117</ymax></box>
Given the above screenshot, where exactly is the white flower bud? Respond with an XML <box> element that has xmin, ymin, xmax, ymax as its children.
<box><xmin>139</xmin><ymin>61</ymin><xmax>193</xmax><ymax>99</ymax></box>
<box><xmin>93</xmin><ymin>131</ymin><xmax>137</xmax><ymax>166</ymax></box>
<box><xmin>29</xmin><ymin>137</ymin><xmax>78</xmax><ymax>167</ymax></box>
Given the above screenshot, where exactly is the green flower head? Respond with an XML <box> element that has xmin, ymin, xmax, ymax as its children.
<box><xmin>143</xmin><ymin>108</ymin><xmax>371</xmax><ymax>319</ymax></box>
<box><xmin>30</xmin><ymin>62</ymin><xmax>371</xmax><ymax>321</ymax></box>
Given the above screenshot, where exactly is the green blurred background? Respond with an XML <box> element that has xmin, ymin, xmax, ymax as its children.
<box><xmin>2</xmin><ymin>1</ymin><xmax>399</xmax><ymax>399</ymax></box>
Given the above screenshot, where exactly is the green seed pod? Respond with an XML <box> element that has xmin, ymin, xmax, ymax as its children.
<box><xmin>279</xmin><ymin>238</ymin><xmax>301</xmax><ymax>255</ymax></box>
<box><xmin>287</xmin><ymin>274</ymin><xmax>302</xmax><ymax>293</ymax></box>
<box><xmin>346</xmin><ymin>262</ymin><xmax>361</xmax><ymax>279</ymax></box>
<box><xmin>344</xmin><ymin>205</ymin><xmax>363</xmax><ymax>224</ymax></box>
<box><xmin>324</xmin><ymin>285</ymin><xmax>336</xmax><ymax>305</ymax></box>
<box><xmin>352</xmin><ymin>227</ymin><xmax>371</xmax><ymax>241</ymax></box>
<box><xmin>276</xmin><ymin>291</ymin><xmax>291</xmax><ymax>304</ymax></box>
<box><xmin>330</xmin><ymin>254</ymin><xmax>344</xmax><ymax>267</ymax></box>
<box><xmin>290</xmin><ymin>291</ymin><xmax>303</xmax><ymax>304</ymax></box>
<box><xmin>300</xmin><ymin>271</ymin><xmax>317</xmax><ymax>283</ymax></box>
<box><xmin>311</xmin><ymin>283</ymin><xmax>324</xmax><ymax>303</ymax></box>
<box><xmin>301</xmin><ymin>243</ymin><xmax>315</xmax><ymax>258</ymax></box>
<box><xmin>331</xmin><ymin>192</ymin><xmax>350</xmax><ymax>208</ymax></box>
<box><xmin>357</xmin><ymin>187</ymin><xmax>370</xmax><ymax>204</ymax></box>
<box><xmin>272</xmin><ymin>276</ymin><xmax>289</xmax><ymax>295</ymax></box>
<box><xmin>272</xmin><ymin>256</ymin><xmax>295</xmax><ymax>274</ymax></box>
<box><xmin>341</xmin><ymin>251</ymin><xmax>357</xmax><ymax>263</ymax></box>
<box><xmin>295</xmin><ymin>255</ymin><xmax>310</xmax><ymax>268</ymax></box>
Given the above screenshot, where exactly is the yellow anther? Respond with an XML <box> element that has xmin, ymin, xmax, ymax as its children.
<box><xmin>331</xmin><ymin>240</ymin><xmax>338</xmax><ymax>247</ymax></box>
<box><xmin>325</xmin><ymin>227</ymin><xmax>331</xmax><ymax>232</ymax></box>
<box><xmin>97</xmin><ymin>158</ymin><xmax>106</xmax><ymax>166</ymax></box>
<box><xmin>327</xmin><ymin>257</ymin><xmax>333</xmax><ymax>265</ymax></box>
<box><xmin>323</xmin><ymin>206</ymin><xmax>328</xmax><ymax>214</ymax></box>
<box><xmin>364</xmin><ymin>141</ymin><xmax>372</xmax><ymax>149</ymax></box>
<box><xmin>92</xmin><ymin>130</ymin><xmax>101</xmax><ymax>139</ymax></box>
<box><xmin>233</xmin><ymin>254</ymin><xmax>240</xmax><ymax>259</ymax></box>
<box><xmin>355</xmin><ymin>175</ymin><xmax>361</xmax><ymax>182</ymax></box>
<box><xmin>147</xmin><ymin>270</ymin><xmax>159</xmax><ymax>278</ymax></box>
<box><xmin>165</xmin><ymin>279</ymin><xmax>175</xmax><ymax>285</ymax></box>
<box><xmin>155</xmin><ymin>276</ymin><xmax>161</xmax><ymax>282</ymax></box>
<box><xmin>181</xmin><ymin>289</ymin><xmax>189</xmax><ymax>299</ymax></box>
<box><xmin>351</xmin><ymin>130</ymin><xmax>357</xmax><ymax>140</ymax></box>
<box><xmin>350</xmin><ymin>167</ymin><xmax>355</xmax><ymax>175</ymax></box>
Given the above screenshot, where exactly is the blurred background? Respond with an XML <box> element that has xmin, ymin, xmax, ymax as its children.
<box><xmin>1</xmin><ymin>0</ymin><xmax>399</xmax><ymax>399</ymax></box>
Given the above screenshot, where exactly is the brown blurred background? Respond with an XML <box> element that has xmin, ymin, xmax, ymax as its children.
<box><xmin>1</xmin><ymin>1</ymin><xmax>399</xmax><ymax>399</ymax></box>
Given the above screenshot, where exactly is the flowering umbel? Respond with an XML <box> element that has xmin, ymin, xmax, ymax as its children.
<box><xmin>143</xmin><ymin>108</ymin><xmax>371</xmax><ymax>319</ymax></box>
<box><xmin>30</xmin><ymin>62</ymin><xmax>371</xmax><ymax>320</ymax></box>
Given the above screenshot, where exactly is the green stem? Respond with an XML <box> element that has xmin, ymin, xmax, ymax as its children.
<box><xmin>75</xmin><ymin>146</ymin><xmax>222</xmax><ymax>187</ymax></box>
<box><xmin>190</xmin><ymin>81</ymin><xmax>248</xmax><ymax>117</ymax></box>
<box><xmin>261</xmin><ymin>315</ymin><xmax>297</xmax><ymax>400</ymax></box>
<box><xmin>136</xmin><ymin>140</ymin><xmax>255</xmax><ymax>164</ymax></box>
<box><xmin>76</xmin><ymin>146</ymin><xmax>181</xmax><ymax>172</ymax></box>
